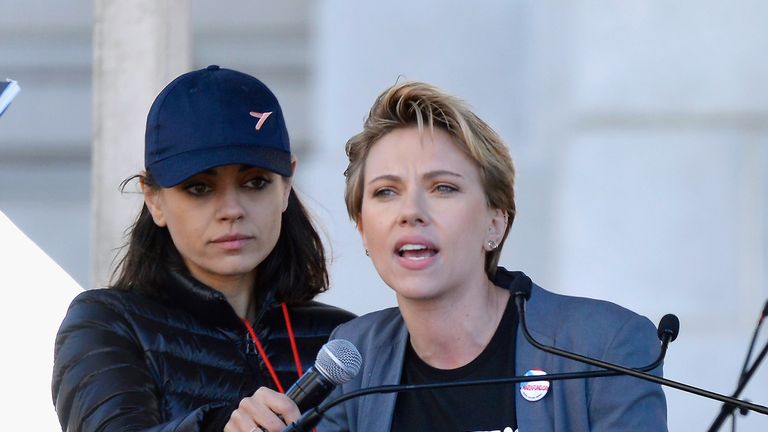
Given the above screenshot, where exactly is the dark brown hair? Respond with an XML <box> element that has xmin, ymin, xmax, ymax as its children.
<box><xmin>111</xmin><ymin>171</ymin><xmax>328</xmax><ymax>303</ymax></box>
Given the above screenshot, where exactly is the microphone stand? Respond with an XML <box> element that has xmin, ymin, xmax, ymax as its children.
<box><xmin>707</xmin><ymin>303</ymin><xmax>768</xmax><ymax>432</ymax></box>
<box><xmin>512</xmin><ymin>293</ymin><xmax>768</xmax><ymax>418</ymax></box>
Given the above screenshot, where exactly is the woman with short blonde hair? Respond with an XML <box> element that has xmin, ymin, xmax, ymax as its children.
<box><xmin>320</xmin><ymin>81</ymin><xmax>667</xmax><ymax>431</ymax></box>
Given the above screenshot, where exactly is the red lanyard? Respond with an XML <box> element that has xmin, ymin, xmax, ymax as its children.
<box><xmin>242</xmin><ymin>303</ymin><xmax>303</xmax><ymax>393</ymax></box>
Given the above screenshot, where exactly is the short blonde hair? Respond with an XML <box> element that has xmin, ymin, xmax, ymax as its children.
<box><xmin>344</xmin><ymin>81</ymin><xmax>516</xmax><ymax>278</ymax></box>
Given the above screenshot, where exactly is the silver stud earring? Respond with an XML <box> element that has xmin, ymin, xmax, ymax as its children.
<box><xmin>365</xmin><ymin>249</ymin><xmax>370</xmax><ymax>256</ymax></box>
<box><xmin>487</xmin><ymin>240</ymin><xmax>497</xmax><ymax>250</ymax></box>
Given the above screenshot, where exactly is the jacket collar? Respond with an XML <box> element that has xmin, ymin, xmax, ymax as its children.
<box><xmin>493</xmin><ymin>266</ymin><xmax>533</xmax><ymax>296</ymax></box>
<box><xmin>164</xmin><ymin>270</ymin><xmax>277</xmax><ymax>330</ymax></box>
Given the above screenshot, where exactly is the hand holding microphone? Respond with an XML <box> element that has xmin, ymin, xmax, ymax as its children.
<box><xmin>224</xmin><ymin>387</ymin><xmax>302</xmax><ymax>432</ymax></box>
<box><xmin>286</xmin><ymin>339</ymin><xmax>362</xmax><ymax>412</ymax></box>
<box><xmin>225</xmin><ymin>339</ymin><xmax>362</xmax><ymax>432</ymax></box>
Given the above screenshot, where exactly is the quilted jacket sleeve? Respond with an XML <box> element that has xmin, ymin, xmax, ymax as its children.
<box><xmin>51</xmin><ymin>291</ymin><xmax>232</xmax><ymax>432</ymax></box>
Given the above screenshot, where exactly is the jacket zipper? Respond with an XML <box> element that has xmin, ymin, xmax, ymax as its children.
<box><xmin>244</xmin><ymin>330</ymin><xmax>257</xmax><ymax>354</ymax></box>
<box><xmin>243</xmin><ymin>290</ymin><xmax>275</xmax><ymax>356</ymax></box>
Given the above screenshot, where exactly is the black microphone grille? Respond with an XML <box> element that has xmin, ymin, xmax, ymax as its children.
<box><xmin>314</xmin><ymin>339</ymin><xmax>363</xmax><ymax>385</ymax></box>
<box><xmin>657</xmin><ymin>314</ymin><xmax>680</xmax><ymax>342</ymax></box>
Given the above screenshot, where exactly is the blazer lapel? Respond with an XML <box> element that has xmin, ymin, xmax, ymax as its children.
<box><xmin>515</xmin><ymin>284</ymin><xmax>557</xmax><ymax>432</ymax></box>
<box><xmin>356</xmin><ymin>320</ymin><xmax>409</xmax><ymax>432</ymax></box>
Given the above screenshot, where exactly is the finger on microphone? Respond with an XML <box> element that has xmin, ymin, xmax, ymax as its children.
<box><xmin>254</xmin><ymin>387</ymin><xmax>301</xmax><ymax>426</ymax></box>
<box><xmin>225</xmin><ymin>387</ymin><xmax>301</xmax><ymax>432</ymax></box>
<box><xmin>223</xmin><ymin>406</ymin><xmax>258</xmax><ymax>432</ymax></box>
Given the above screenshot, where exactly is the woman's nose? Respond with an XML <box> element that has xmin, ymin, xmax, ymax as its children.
<box><xmin>398</xmin><ymin>190</ymin><xmax>429</xmax><ymax>226</ymax></box>
<box><xmin>216</xmin><ymin>187</ymin><xmax>246</xmax><ymax>222</ymax></box>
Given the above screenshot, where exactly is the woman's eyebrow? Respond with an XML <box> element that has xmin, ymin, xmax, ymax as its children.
<box><xmin>367</xmin><ymin>170</ymin><xmax>463</xmax><ymax>185</ymax></box>
<box><xmin>367</xmin><ymin>174</ymin><xmax>401</xmax><ymax>185</ymax></box>
<box><xmin>423</xmin><ymin>170</ymin><xmax>463</xmax><ymax>180</ymax></box>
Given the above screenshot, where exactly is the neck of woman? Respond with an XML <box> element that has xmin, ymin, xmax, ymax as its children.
<box><xmin>196</xmin><ymin>272</ymin><xmax>258</xmax><ymax>320</ymax></box>
<box><xmin>224</xmin><ymin>284</ymin><xmax>256</xmax><ymax>320</ymax></box>
<box><xmin>398</xmin><ymin>279</ymin><xmax>510</xmax><ymax>370</ymax></box>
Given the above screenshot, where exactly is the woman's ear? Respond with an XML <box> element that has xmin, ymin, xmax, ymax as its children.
<box><xmin>142</xmin><ymin>177</ymin><xmax>167</xmax><ymax>227</ymax></box>
<box><xmin>487</xmin><ymin>207</ymin><xmax>508</xmax><ymax>246</ymax></box>
<box><xmin>356</xmin><ymin>216</ymin><xmax>369</xmax><ymax>253</ymax></box>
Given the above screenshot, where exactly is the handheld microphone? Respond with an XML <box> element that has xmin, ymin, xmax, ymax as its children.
<box><xmin>511</xmin><ymin>281</ymin><xmax>768</xmax><ymax>418</ymax></box>
<box><xmin>285</xmin><ymin>339</ymin><xmax>362</xmax><ymax>412</ymax></box>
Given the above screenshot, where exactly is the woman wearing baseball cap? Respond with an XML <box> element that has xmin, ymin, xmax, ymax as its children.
<box><xmin>52</xmin><ymin>66</ymin><xmax>355</xmax><ymax>432</ymax></box>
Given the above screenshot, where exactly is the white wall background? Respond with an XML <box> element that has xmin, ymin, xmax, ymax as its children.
<box><xmin>1</xmin><ymin>0</ymin><xmax>766</xmax><ymax>430</ymax></box>
<box><xmin>306</xmin><ymin>2</ymin><xmax>768</xmax><ymax>431</ymax></box>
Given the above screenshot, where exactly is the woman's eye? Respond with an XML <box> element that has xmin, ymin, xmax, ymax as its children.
<box><xmin>184</xmin><ymin>183</ymin><xmax>211</xmax><ymax>196</ymax></box>
<box><xmin>435</xmin><ymin>184</ymin><xmax>458</xmax><ymax>193</ymax></box>
<box><xmin>244</xmin><ymin>177</ymin><xmax>270</xmax><ymax>190</ymax></box>
<box><xmin>373</xmin><ymin>187</ymin><xmax>396</xmax><ymax>198</ymax></box>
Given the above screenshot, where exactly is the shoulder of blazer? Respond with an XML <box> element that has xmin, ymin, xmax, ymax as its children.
<box><xmin>330</xmin><ymin>307</ymin><xmax>405</xmax><ymax>350</ymax></box>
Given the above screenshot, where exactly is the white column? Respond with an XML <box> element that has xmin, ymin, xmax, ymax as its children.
<box><xmin>91</xmin><ymin>0</ymin><xmax>191</xmax><ymax>288</ymax></box>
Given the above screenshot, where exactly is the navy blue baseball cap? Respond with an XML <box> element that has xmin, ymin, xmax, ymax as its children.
<box><xmin>145</xmin><ymin>65</ymin><xmax>292</xmax><ymax>187</ymax></box>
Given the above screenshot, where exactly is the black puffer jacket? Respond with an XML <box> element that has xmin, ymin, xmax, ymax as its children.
<box><xmin>52</xmin><ymin>272</ymin><xmax>355</xmax><ymax>432</ymax></box>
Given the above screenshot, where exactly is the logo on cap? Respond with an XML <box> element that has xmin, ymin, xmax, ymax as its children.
<box><xmin>520</xmin><ymin>369</ymin><xmax>550</xmax><ymax>401</ymax></box>
<box><xmin>249</xmin><ymin>111</ymin><xmax>273</xmax><ymax>131</ymax></box>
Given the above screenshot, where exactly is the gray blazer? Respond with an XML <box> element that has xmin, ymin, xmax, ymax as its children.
<box><xmin>317</xmin><ymin>271</ymin><xmax>668</xmax><ymax>431</ymax></box>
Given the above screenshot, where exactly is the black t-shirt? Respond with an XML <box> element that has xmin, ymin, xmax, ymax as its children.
<box><xmin>390</xmin><ymin>294</ymin><xmax>518</xmax><ymax>432</ymax></box>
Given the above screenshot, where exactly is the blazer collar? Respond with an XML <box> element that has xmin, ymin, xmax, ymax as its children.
<box><xmin>357</xmin><ymin>310</ymin><xmax>409</xmax><ymax>432</ymax></box>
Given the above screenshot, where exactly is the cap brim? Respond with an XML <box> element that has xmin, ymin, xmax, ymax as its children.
<box><xmin>148</xmin><ymin>145</ymin><xmax>292</xmax><ymax>187</ymax></box>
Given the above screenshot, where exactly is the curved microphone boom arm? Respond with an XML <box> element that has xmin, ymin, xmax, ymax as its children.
<box><xmin>512</xmin><ymin>288</ymin><xmax>768</xmax><ymax>419</ymax></box>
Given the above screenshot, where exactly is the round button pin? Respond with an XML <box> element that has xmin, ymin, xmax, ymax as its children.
<box><xmin>520</xmin><ymin>369</ymin><xmax>550</xmax><ymax>401</ymax></box>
